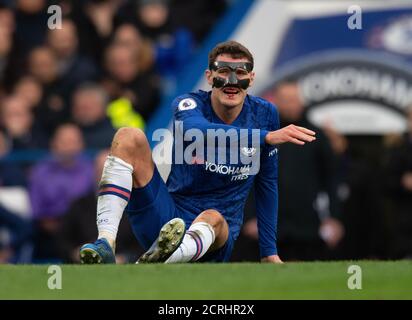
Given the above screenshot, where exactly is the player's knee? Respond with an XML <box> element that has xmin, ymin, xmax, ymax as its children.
<box><xmin>112</xmin><ymin>127</ymin><xmax>148</xmax><ymax>154</ymax></box>
<box><xmin>199</xmin><ymin>209</ymin><xmax>226</xmax><ymax>231</ymax></box>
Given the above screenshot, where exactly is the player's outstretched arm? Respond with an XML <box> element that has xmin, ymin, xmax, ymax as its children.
<box><xmin>261</xmin><ymin>255</ymin><xmax>284</xmax><ymax>264</ymax></box>
<box><xmin>265</xmin><ymin>124</ymin><xmax>316</xmax><ymax>145</ymax></box>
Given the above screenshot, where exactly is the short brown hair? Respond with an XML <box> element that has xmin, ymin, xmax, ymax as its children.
<box><xmin>208</xmin><ymin>40</ymin><xmax>254</xmax><ymax>70</ymax></box>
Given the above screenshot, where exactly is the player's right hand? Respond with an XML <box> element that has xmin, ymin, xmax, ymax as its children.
<box><xmin>265</xmin><ymin>124</ymin><xmax>316</xmax><ymax>145</ymax></box>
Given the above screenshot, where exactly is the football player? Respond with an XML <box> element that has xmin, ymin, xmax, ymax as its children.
<box><xmin>80</xmin><ymin>41</ymin><xmax>316</xmax><ymax>264</ymax></box>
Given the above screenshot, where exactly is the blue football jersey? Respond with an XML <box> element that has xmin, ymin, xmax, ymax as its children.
<box><xmin>167</xmin><ymin>90</ymin><xmax>280</xmax><ymax>257</ymax></box>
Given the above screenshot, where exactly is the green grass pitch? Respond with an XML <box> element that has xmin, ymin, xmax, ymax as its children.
<box><xmin>0</xmin><ymin>261</ymin><xmax>411</xmax><ymax>299</ymax></box>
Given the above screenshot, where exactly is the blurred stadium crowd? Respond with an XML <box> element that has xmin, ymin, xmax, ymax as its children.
<box><xmin>0</xmin><ymin>0</ymin><xmax>411</xmax><ymax>264</ymax></box>
<box><xmin>0</xmin><ymin>0</ymin><xmax>227</xmax><ymax>263</ymax></box>
<box><xmin>232</xmin><ymin>82</ymin><xmax>412</xmax><ymax>263</ymax></box>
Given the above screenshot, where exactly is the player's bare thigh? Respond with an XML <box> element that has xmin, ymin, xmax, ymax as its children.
<box><xmin>192</xmin><ymin>209</ymin><xmax>229</xmax><ymax>252</ymax></box>
<box><xmin>110</xmin><ymin>127</ymin><xmax>154</xmax><ymax>188</ymax></box>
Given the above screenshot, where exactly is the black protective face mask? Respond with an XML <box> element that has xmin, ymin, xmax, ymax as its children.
<box><xmin>209</xmin><ymin>61</ymin><xmax>253</xmax><ymax>90</ymax></box>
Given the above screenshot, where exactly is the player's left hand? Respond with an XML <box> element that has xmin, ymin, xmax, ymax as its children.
<box><xmin>265</xmin><ymin>124</ymin><xmax>316</xmax><ymax>146</ymax></box>
<box><xmin>261</xmin><ymin>255</ymin><xmax>284</xmax><ymax>264</ymax></box>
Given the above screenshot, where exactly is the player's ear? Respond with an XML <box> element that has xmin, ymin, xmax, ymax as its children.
<box><xmin>205</xmin><ymin>69</ymin><xmax>214</xmax><ymax>86</ymax></box>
